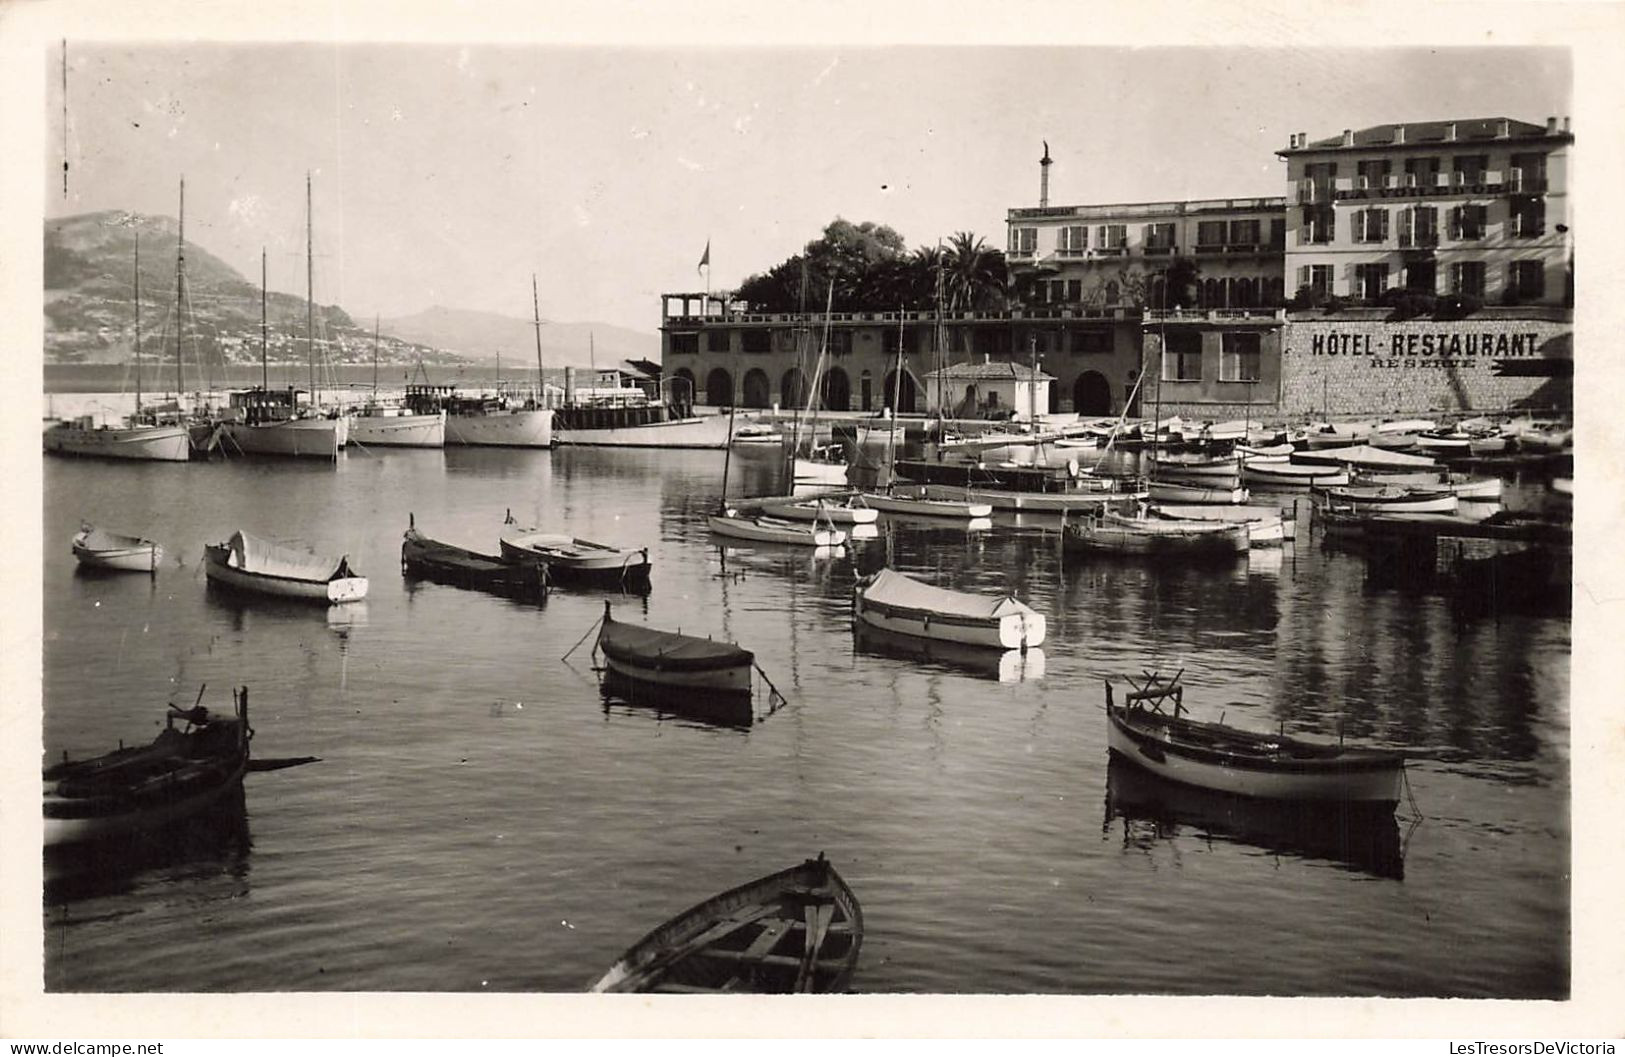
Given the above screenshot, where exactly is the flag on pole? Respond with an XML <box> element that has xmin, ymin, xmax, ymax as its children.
<box><xmin>697</xmin><ymin>239</ymin><xmax>710</xmax><ymax>275</ymax></box>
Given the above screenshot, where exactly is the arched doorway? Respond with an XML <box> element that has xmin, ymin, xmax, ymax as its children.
<box><xmin>705</xmin><ymin>367</ymin><xmax>733</xmax><ymax>407</ymax></box>
<box><xmin>882</xmin><ymin>370</ymin><xmax>919</xmax><ymax>413</ymax></box>
<box><xmin>781</xmin><ymin>367</ymin><xmax>809</xmax><ymax>409</ymax></box>
<box><xmin>741</xmin><ymin>368</ymin><xmax>771</xmax><ymax>409</ymax></box>
<box><xmin>820</xmin><ymin>367</ymin><xmax>851</xmax><ymax>411</ymax></box>
<box><xmin>1073</xmin><ymin>371</ymin><xmax>1112</xmax><ymax>416</ymax></box>
<box><xmin>670</xmin><ymin>368</ymin><xmax>696</xmax><ymax>405</ymax></box>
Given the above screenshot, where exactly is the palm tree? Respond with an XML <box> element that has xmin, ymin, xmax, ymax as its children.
<box><xmin>942</xmin><ymin>231</ymin><xmax>1006</xmax><ymax>312</ymax></box>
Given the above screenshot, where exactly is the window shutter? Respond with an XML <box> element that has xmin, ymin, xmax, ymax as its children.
<box><xmin>1379</xmin><ymin>209</ymin><xmax>1390</xmax><ymax>242</ymax></box>
<box><xmin>1399</xmin><ymin>207</ymin><xmax>1412</xmax><ymax>247</ymax></box>
<box><xmin>1449</xmin><ymin>207</ymin><xmax>1461</xmax><ymax>240</ymax></box>
<box><xmin>1298</xmin><ymin>265</ymin><xmax>1309</xmax><ymax>291</ymax></box>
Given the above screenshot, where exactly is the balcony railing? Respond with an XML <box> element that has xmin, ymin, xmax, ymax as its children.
<box><xmin>1143</xmin><ymin>245</ymin><xmax>1175</xmax><ymax>256</ymax></box>
<box><xmin>1507</xmin><ymin>173</ymin><xmax>1548</xmax><ymax>193</ymax></box>
<box><xmin>1399</xmin><ymin>232</ymin><xmax>1441</xmax><ymax>248</ymax></box>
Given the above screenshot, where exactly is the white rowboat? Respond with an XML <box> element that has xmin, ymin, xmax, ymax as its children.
<box><xmin>854</xmin><ymin>568</ymin><xmax>1045</xmax><ymax>650</ymax></box>
<box><xmin>72</xmin><ymin>524</ymin><xmax>164</xmax><ymax>572</ymax></box>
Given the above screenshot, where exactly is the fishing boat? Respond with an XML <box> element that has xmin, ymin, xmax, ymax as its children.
<box><xmin>441</xmin><ymin>388</ymin><xmax>555</xmax><ymax>448</ymax></box>
<box><xmin>72</xmin><ymin>523</ymin><xmax>164</xmax><ymax>572</ymax></box>
<box><xmin>499</xmin><ymin>512</ymin><xmax>651</xmax><ymax>588</ymax></box>
<box><xmin>731</xmin><ymin>423</ymin><xmax>784</xmax><ymax>446</ymax></box>
<box><xmin>594</xmin><ymin>600</ymin><xmax>756</xmax><ymax>703</ymax></box>
<box><xmin>218</xmin><ymin>387</ymin><xmax>346</xmax><ymax>459</ymax></box>
<box><xmin>401</xmin><ymin>515</ymin><xmax>548</xmax><ymax>599</ymax></box>
<box><xmin>1236</xmin><ymin>442</ymin><xmax>1295</xmax><ymax>462</ymax></box>
<box><xmin>1241</xmin><ymin>460</ymin><xmax>1350</xmax><ymax>489</ymax></box>
<box><xmin>589</xmin><ymin>854</ymin><xmax>863</xmax><ymax>994</ymax></box>
<box><xmin>349</xmin><ymin>401</ymin><xmax>447</xmax><ymax>448</ymax></box>
<box><xmin>1063</xmin><ymin>511</ymin><xmax>1250</xmax><ymax>558</ymax></box>
<box><xmin>853</xmin><ymin>568</ymin><xmax>1045</xmax><ymax>650</ymax></box>
<box><xmin>1148</xmin><ymin>504</ymin><xmax>1289</xmax><ymax>545</ymax></box>
<box><xmin>1289</xmin><ymin>444</ymin><xmax>1439</xmax><ymax>472</ymax></box>
<box><xmin>553</xmin><ymin>337</ymin><xmax>731</xmax><ymax>448</ymax></box>
<box><xmin>1318</xmin><ymin>484</ymin><xmax>1459</xmax><ymax>515</ymax></box>
<box><xmin>43</xmin><ymin>688</ymin><xmax>253</xmax><ymax>848</ymax></box>
<box><xmin>757</xmin><ymin>494</ymin><xmax>879</xmax><ymax>525</ymax></box>
<box><xmin>859</xmin><ymin>485</ymin><xmax>993</xmax><ymax>520</ymax></box>
<box><xmin>1147</xmin><ymin>480</ymin><xmax>1250</xmax><ymax>505</ymax></box>
<box><xmin>1105</xmin><ymin>672</ymin><xmax>1405</xmax><ymax>807</ymax></box>
<box><xmin>203</xmin><ymin>530</ymin><xmax>369</xmax><ymax>603</ymax></box>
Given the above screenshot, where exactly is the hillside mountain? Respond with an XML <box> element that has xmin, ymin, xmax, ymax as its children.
<box><xmin>376</xmin><ymin>307</ymin><xmax>659</xmax><ymax>369</ymax></box>
<box><xmin>43</xmin><ymin>211</ymin><xmax>659</xmax><ymax>372</ymax></box>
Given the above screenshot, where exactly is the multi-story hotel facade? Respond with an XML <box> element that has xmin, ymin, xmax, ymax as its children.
<box><xmin>661</xmin><ymin>115</ymin><xmax>1572</xmax><ymax>422</ymax></box>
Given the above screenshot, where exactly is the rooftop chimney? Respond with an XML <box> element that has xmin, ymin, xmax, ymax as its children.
<box><xmin>1545</xmin><ymin>116</ymin><xmax>1558</xmax><ymax>134</ymax></box>
<box><xmin>1298</xmin><ymin>131</ymin><xmax>1306</xmax><ymax>148</ymax></box>
<box><xmin>1342</xmin><ymin>128</ymin><xmax>1354</xmax><ymax>147</ymax></box>
<box><xmin>1445</xmin><ymin>122</ymin><xmax>1457</xmax><ymax>141</ymax></box>
<box><xmin>1039</xmin><ymin>140</ymin><xmax>1053</xmax><ymax>208</ymax></box>
<box><xmin>1498</xmin><ymin>118</ymin><xmax>1511</xmax><ymax>138</ymax></box>
<box><xmin>1395</xmin><ymin>125</ymin><xmax>1406</xmax><ymax>144</ymax></box>
<box><xmin>1563</xmin><ymin>115</ymin><xmax>1571</xmax><ymax>133</ymax></box>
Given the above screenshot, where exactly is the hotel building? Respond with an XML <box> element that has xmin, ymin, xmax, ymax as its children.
<box><xmin>660</xmin><ymin>115</ymin><xmax>1572</xmax><ymax>422</ymax></box>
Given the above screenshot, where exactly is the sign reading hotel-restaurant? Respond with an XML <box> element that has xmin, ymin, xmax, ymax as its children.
<box><xmin>1308</xmin><ymin>329</ymin><xmax>1545</xmax><ymax>370</ymax></box>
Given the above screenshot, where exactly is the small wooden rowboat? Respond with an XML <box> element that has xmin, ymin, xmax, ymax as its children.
<box><xmin>595</xmin><ymin>600</ymin><xmax>756</xmax><ymax>699</ymax></box>
<box><xmin>1105</xmin><ymin>672</ymin><xmax>1405</xmax><ymax>807</ymax></box>
<box><xmin>401</xmin><ymin>515</ymin><xmax>548</xmax><ymax>600</ymax></box>
<box><xmin>1149</xmin><ymin>504</ymin><xmax>1289</xmax><ymax>545</ymax></box>
<box><xmin>1353</xmin><ymin>469</ymin><xmax>1503</xmax><ymax>501</ymax></box>
<box><xmin>44</xmin><ymin>688</ymin><xmax>254</xmax><ymax>848</ymax></box>
<box><xmin>1150</xmin><ymin>453</ymin><xmax>1240</xmax><ymax>478</ymax></box>
<box><xmin>589</xmin><ymin>854</ymin><xmax>863</xmax><ymax>994</ymax></box>
<box><xmin>1063</xmin><ymin>511</ymin><xmax>1249</xmax><ymax>558</ymax></box>
<box><xmin>1241</xmin><ymin>461</ymin><xmax>1350</xmax><ymax>489</ymax></box>
<box><xmin>1318</xmin><ymin>485</ymin><xmax>1459</xmax><ymax>515</ymax></box>
<box><xmin>758</xmin><ymin>494</ymin><xmax>879</xmax><ymax>525</ymax></box>
<box><xmin>709</xmin><ymin>509</ymin><xmax>847</xmax><ymax>547</ymax></box>
<box><xmin>204</xmin><ymin>530</ymin><xmax>368</xmax><ymax>603</ymax></box>
<box><xmin>853</xmin><ymin>568</ymin><xmax>1045</xmax><ymax>650</ymax></box>
<box><xmin>1147</xmin><ymin>480</ymin><xmax>1249</xmax><ymax>505</ymax></box>
<box><xmin>860</xmin><ymin>487</ymin><xmax>993</xmax><ymax>520</ymax></box>
<box><xmin>72</xmin><ymin>523</ymin><xmax>163</xmax><ymax>573</ymax></box>
<box><xmin>500</xmin><ymin>511</ymin><xmax>651</xmax><ymax>588</ymax></box>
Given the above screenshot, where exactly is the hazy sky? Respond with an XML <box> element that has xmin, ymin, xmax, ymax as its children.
<box><xmin>44</xmin><ymin>44</ymin><xmax>1569</xmax><ymax>333</ymax></box>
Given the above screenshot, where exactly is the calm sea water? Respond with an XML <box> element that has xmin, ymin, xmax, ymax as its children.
<box><xmin>41</xmin><ymin>444</ymin><xmax>1569</xmax><ymax>996</ymax></box>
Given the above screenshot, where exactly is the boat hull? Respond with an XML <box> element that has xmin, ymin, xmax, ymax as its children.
<box><xmin>1148</xmin><ymin>481</ymin><xmax>1249</xmax><ymax>504</ymax></box>
<box><xmin>73</xmin><ymin>541</ymin><xmax>163</xmax><ymax>572</ymax></box>
<box><xmin>1149</xmin><ymin>505</ymin><xmax>1287</xmax><ymax>545</ymax></box>
<box><xmin>862</xmin><ymin>489</ymin><xmax>993</xmax><ymax>519</ymax></box>
<box><xmin>1064</xmin><ymin>518</ymin><xmax>1249</xmax><ymax>558</ymax></box>
<box><xmin>918</xmin><ymin>483</ymin><xmax>1145</xmax><ymax>514</ymax></box>
<box><xmin>204</xmin><ymin>545</ymin><xmax>369</xmax><ymax>603</ymax></box>
<box><xmin>445</xmin><ymin>409</ymin><xmax>554</xmax><ymax>448</ymax></box>
<box><xmin>498</xmin><ymin>533</ymin><xmax>652</xmax><ymax>587</ymax></box>
<box><xmin>1107</xmin><ymin>706</ymin><xmax>1404</xmax><ymax>807</ymax></box>
<box><xmin>43</xmin><ymin>423</ymin><xmax>192</xmax><ymax>462</ymax></box>
<box><xmin>220</xmin><ymin>418</ymin><xmax>343</xmax><ymax>459</ymax></box>
<box><xmin>349</xmin><ymin>411</ymin><xmax>446</xmax><ymax>448</ymax></box>
<box><xmin>708</xmin><ymin>515</ymin><xmax>847</xmax><ymax>547</ymax></box>
<box><xmin>757</xmin><ymin>497</ymin><xmax>878</xmax><ymax>524</ymax></box>
<box><xmin>44</xmin><ymin>756</ymin><xmax>248</xmax><ymax>847</ymax></box>
<box><xmin>1242</xmin><ymin>464</ymin><xmax>1350</xmax><ymax>489</ymax></box>
<box><xmin>554</xmin><ymin>412</ymin><xmax>732</xmax><ymax>449</ymax></box>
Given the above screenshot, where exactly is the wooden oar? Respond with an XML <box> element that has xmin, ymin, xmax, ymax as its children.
<box><xmin>248</xmin><ymin>756</ymin><xmax>321</xmax><ymax>772</ymax></box>
<box><xmin>793</xmin><ymin>900</ymin><xmax>835</xmax><ymax>992</ymax></box>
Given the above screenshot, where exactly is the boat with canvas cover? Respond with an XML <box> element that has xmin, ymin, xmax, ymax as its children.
<box><xmin>499</xmin><ymin>512</ymin><xmax>651</xmax><ymax>588</ymax></box>
<box><xmin>44</xmin><ymin>688</ymin><xmax>253</xmax><ymax>848</ymax></box>
<box><xmin>1063</xmin><ymin>511</ymin><xmax>1249</xmax><ymax>558</ymax></box>
<box><xmin>402</xmin><ymin>515</ymin><xmax>548</xmax><ymax>599</ymax></box>
<box><xmin>853</xmin><ymin>568</ymin><xmax>1045</xmax><ymax>650</ymax></box>
<box><xmin>594</xmin><ymin>601</ymin><xmax>756</xmax><ymax>702</ymax></box>
<box><xmin>1290</xmin><ymin>444</ymin><xmax>1438</xmax><ymax>471</ymax></box>
<box><xmin>1105</xmin><ymin>672</ymin><xmax>1405</xmax><ymax>807</ymax></box>
<box><xmin>72</xmin><ymin>523</ymin><xmax>164</xmax><ymax>572</ymax></box>
<box><xmin>1149</xmin><ymin>504</ymin><xmax>1289</xmax><ymax>545</ymax></box>
<box><xmin>1352</xmin><ymin>468</ymin><xmax>1502</xmax><ymax>501</ymax></box>
<box><xmin>1318</xmin><ymin>484</ymin><xmax>1459</xmax><ymax>514</ymax></box>
<box><xmin>204</xmin><ymin>530</ymin><xmax>368</xmax><ymax>603</ymax></box>
<box><xmin>589</xmin><ymin>853</ymin><xmax>862</xmax><ymax>994</ymax></box>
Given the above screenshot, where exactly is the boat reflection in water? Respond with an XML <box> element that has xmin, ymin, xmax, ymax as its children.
<box><xmin>1103</xmin><ymin>756</ymin><xmax>1407</xmax><ymax>881</ymax></box>
<box><xmin>45</xmin><ymin>785</ymin><xmax>252</xmax><ymax>903</ymax></box>
<box><xmin>598</xmin><ymin>669</ymin><xmax>756</xmax><ymax>731</ymax></box>
<box><xmin>852</xmin><ymin>617</ymin><xmax>1046</xmax><ymax>684</ymax></box>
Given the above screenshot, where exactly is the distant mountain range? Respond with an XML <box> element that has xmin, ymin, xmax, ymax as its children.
<box><xmin>43</xmin><ymin>211</ymin><xmax>659</xmax><ymax>370</ymax></box>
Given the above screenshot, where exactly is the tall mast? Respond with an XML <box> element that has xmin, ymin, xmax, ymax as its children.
<box><xmin>260</xmin><ymin>249</ymin><xmax>268</xmax><ymax>392</ymax></box>
<box><xmin>531</xmin><ymin>274</ymin><xmax>545</xmax><ymax>402</ymax></box>
<box><xmin>133</xmin><ymin>230</ymin><xmax>141</xmax><ymax>413</ymax></box>
<box><xmin>174</xmin><ymin>177</ymin><xmax>185</xmax><ymax>396</ymax></box>
<box><xmin>306</xmin><ymin>172</ymin><xmax>315</xmax><ymax>401</ymax></box>
<box><xmin>372</xmin><ymin>315</ymin><xmax>380</xmax><ymax>394</ymax></box>
<box><xmin>887</xmin><ymin>312</ymin><xmax>905</xmax><ymax>479</ymax></box>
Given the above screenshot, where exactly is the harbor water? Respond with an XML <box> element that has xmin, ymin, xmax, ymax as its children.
<box><xmin>41</xmin><ymin>444</ymin><xmax>1569</xmax><ymax>996</ymax></box>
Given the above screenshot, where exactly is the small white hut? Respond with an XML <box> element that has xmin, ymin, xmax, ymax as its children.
<box><xmin>923</xmin><ymin>359</ymin><xmax>1055</xmax><ymax>422</ymax></box>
